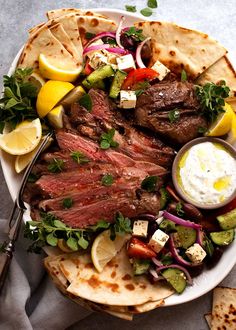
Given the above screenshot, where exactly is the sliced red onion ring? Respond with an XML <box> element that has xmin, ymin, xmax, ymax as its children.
<box><xmin>156</xmin><ymin>264</ymin><xmax>193</xmax><ymax>285</ymax></box>
<box><xmin>136</xmin><ymin>37</ymin><xmax>151</xmax><ymax>68</ymax></box>
<box><xmin>152</xmin><ymin>257</ymin><xmax>163</xmax><ymax>267</ymax></box>
<box><xmin>196</xmin><ymin>230</ymin><xmax>204</xmax><ymax>247</ymax></box>
<box><xmin>169</xmin><ymin>234</ymin><xmax>202</xmax><ymax>268</ymax></box>
<box><xmin>85</xmin><ymin>32</ymin><xmax>116</xmax><ymax>47</ymax></box>
<box><xmin>163</xmin><ymin>211</ymin><xmax>202</xmax><ymax>230</ymax></box>
<box><xmin>116</xmin><ymin>16</ymin><xmax>125</xmax><ymax>48</ymax></box>
<box><xmin>149</xmin><ymin>268</ymin><xmax>159</xmax><ymax>279</ymax></box>
<box><xmin>83</xmin><ymin>44</ymin><xmax>127</xmax><ymax>56</ymax></box>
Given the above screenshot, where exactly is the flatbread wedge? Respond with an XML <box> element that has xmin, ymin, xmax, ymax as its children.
<box><xmin>204</xmin><ymin>312</ymin><xmax>212</xmax><ymax>329</ymax></box>
<box><xmin>134</xmin><ymin>21</ymin><xmax>227</xmax><ymax>80</ymax></box>
<box><xmin>211</xmin><ymin>286</ymin><xmax>236</xmax><ymax>330</ymax></box>
<box><xmin>46</xmin><ymin>8</ymin><xmax>108</xmax><ymax>20</ymax></box>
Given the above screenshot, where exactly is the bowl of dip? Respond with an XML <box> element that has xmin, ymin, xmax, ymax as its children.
<box><xmin>172</xmin><ymin>137</ymin><xmax>236</xmax><ymax>209</ymax></box>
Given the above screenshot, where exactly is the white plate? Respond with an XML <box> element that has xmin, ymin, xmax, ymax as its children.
<box><xmin>1</xmin><ymin>8</ymin><xmax>235</xmax><ymax>307</ymax></box>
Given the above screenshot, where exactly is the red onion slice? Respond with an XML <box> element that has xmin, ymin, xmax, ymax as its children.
<box><xmin>83</xmin><ymin>44</ymin><xmax>127</xmax><ymax>56</ymax></box>
<box><xmin>196</xmin><ymin>230</ymin><xmax>204</xmax><ymax>247</ymax></box>
<box><xmin>152</xmin><ymin>257</ymin><xmax>163</xmax><ymax>267</ymax></box>
<box><xmin>136</xmin><ymin>37</ymin><xmax>151</xmax><ymax>68</ymax></box>
<box><xmin>85</xmin><ymin>32</ymin><xmax>116</xmax><ymax>47</ymax></box>
<box><xmin>163</xmin><ymin>211</ymin><xmax>202</xmax><ymax>230</ymax></box>
<box><xmin>116</xmin><ymin>16</ymin><xmax>125</xmax><ymax>48</ymax></box>
<box><xmin>156</xmin><ymin>264</ymin><xmax>193</xmax><ymax>285</ymax></box>
<box><xmin>149</xmin><ymin>268</ymin><xmax>159</xmax><ymax>279</ymax></box>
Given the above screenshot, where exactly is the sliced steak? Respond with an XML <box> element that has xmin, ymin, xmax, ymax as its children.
<box><xmin>135</xmin><ymin>81</ymin><xmax>207</xmax><ymax>144</ymax></box>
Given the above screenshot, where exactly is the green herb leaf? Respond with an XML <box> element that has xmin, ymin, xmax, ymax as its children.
<box><xmin>168</xmin><ymin>109</ymin><xmax>180</xmax><ymax>123</ymax></box>
<box><xmin>147</xmin><ymin>0</ymin><xmax>158</xmax><ymax>8</ymax></box>
<box><xmin>62</xmin><ymin>198</ymin><xmax>73</xmax><ymax>209</ymax></box>
<box><xmin>70</xmin><ymin>151</ymin><xmax>89</xmax><ymax>164</ymax></box>
<box><xmin>160</xmin><ymin>253</ymin><xmax>173</xmax><ymax>265</ymax></box>
<box><xmin>101</xmin><ymin>174</ymin><xmax>114</xmax><ymax>186</ymax></box>
<box><xmin>47</xmin><ymin>158</ymin><xmax>65</xmax><ymax>173</ymax></box>
<box><xmin>66</xmin><ymin>237</ymin><xmax>78</xmax><ymax>251</ymax></box>
<box><xmin>140</xmin><ymin>8</ymin><xmax>153</xmax><ymax>17</ymax></box>
<box><xmin>114</xmin><ymin>212</ymin><xmax>132</xmax><ymax>235</ymax></box>
<box><xmin>195</xmin><ymin>81</ymin><xmax>230</xmax><ymax>122</ymax></box>
<box><xmin>141</xmin><ymin>176</ymin><xmax>158</xmax><ymax>192</ymax></box>
<box><xmin>46</xmin><ymin>233</ymin><xmax>58</xmax><ymax>247</ymax></box>
<box><xmin>125</xmin><ymin>5</ymin><xmax>137</xmax><ymax>12</ymax></box>
<box><xmin>78</xmin><ymin>236</ymin><xmax>89</xmax><ymax>249</ymax></box>
<box><xmin>176</xmin><ymin>202</ymin><xmax>185</xmax><ymax>217</ymax></box>
<box><xmin>27</xmin><ymin>173</ymin><xmax>40</xmax><ymax>183</ymax></box>
<box><xmin>79</xmin><ymin>94</ymin><xmax>92</xmax><ymax>112</ymax></box>
<box><xmin>85</xmin><ymin>32</ymin><xmax>96</xmax><ymax>40</ymax></box>
<box><xmin>100</xmin><ymin>128</ymin><xmax>119</xmax><ymax>150</ymax></box>
<box><xmin>124</xmin><ymin>27</ymin><xmax>145</xmax><ymax>42</ymax></box>
<box><xmin>198</xmin><ymin>126</ymin><xmax>207</xmax><ymax>134</ymax></box>
<box><xmin>100</xmin><ymin>140</ymin><xmax>111</xmax><ymax>150</ymax></box>
<box><xmin>89</xmin><ymin>220</ymin><xmax>111</xmax><ymax>231</ymax></box>
<box><xmin>181</xmin><ymin>69</ymin><xmax>187</xmax><ymax>82</ymax></box>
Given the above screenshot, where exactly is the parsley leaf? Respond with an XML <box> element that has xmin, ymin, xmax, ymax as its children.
<box><xmin>70</xmin><ymin>151</ymin><xmax>89</xmax><ymax>164</ymax></box>
<box><xmin>176</xmin><ymin>202</ymin><xmax>185</xmax><ymax>217</ymax></box>
<box><xmin>125</xmin><ymin>27</ymin><xmax>145</xmax><ymax>42</ymax></box>
<box><xmin>195</xmin><ymin>81</ymin><xmax>230</xmax><ymax>122</ymax></box>
<box><xmin>181</xmin><ymin>69</ymin><xmax>188</xmax><ymax>82</ymax></box>
<box><xmin>85</xmin><ymin>32</ymin><xmax>96</xmax><ymax>40</ymax></box>
<box><xmin>110</xmin><ymin>212</ymin><xmax>132</xmax><ymax>240</ymax></box>
<box><xmin>134</xmin><ymin>81</ymin><xmax>150</xmax><ymax>96</ymax></box>
<box><xmin>27</xmin><ymin>173</ymin><xmax>40</xmax><ymax>183</ymax></box>
<box><xmin>168</xmin><ymin>109</ymin><xmax>180</xmax><ymax>123</ymax></box>
<box><xmin>79</xmin><ymin>94</ymin><xmax>92</xmax><ymax>112</ymax></box>
<box><xmin>125</xmin><ymin>5</ymin><xmax>137</xmax><ymax>12</ymax></box>
<box><xmin>140</xmin><ymin>8</ymin><xmax>153</xmax><ymax>17</ymax></box>
<box><xmin>141</xmin><ymin>176</ymin><xmax>158</xmax><ymax>192</ymax></box>
<box><xmin>47</xmin><ymin>159</ymin><xmax>65</xmax><ymax>173</ymax></box>
<box><xmin>62</xmin><ymin>198</ymin><xmax>73</xmax><ymax>209</ymax></box>
<box><xmin>100</xmin><ymin>128</ymin><xmax>119</xmax><ymax>150</ymax></box>
<box><xmin>147</xmin><ymin>0</ymin><xmax>158</xmax><ymax>8</ymax></box>
<box><xmin>101</xmin><ymin>174</ymin><xmax>114</xmax><ymax>186</ymax></box>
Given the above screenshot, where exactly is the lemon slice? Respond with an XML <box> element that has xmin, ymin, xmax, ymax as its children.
<box><xmin>47</xmin><ymin>105</ymin><xmax>64</xmax><ymax>129</ymax></box>
<box><xmin>39</xmin><ymin>53</ymin><xmax>82</xmax><ymax>82</ymax></box>
<box><xmin>206</xmin><ymin>102</ymin><xmax>233</xmax><ymax>136</ymax></box>
<box><xmin>0</xmin><ymin>118</ymin><xmax>42</xmax><ymax>155</ymax></box>
<box><xmin>15</xmin><ymin>135</ymin><xmax>53</xmax><ymax>173</ymax></box>
<box><xmin>226</xmin><ymin>111</ymin><xmax>236</xmax><ymax>145</ymax></box>
<box><xmin>91</xmin><ymin>229</ymin><xmax>130</xmax><ymax>273</ymax></box>
<box><xmin>36</xmin><ymin>80</ymin><xmax>74</xmax><ymax>118</ymax></box>
<box><xmin>28</xmin><ymin>72</ymin><xmax>46</xmax><ymax>92</ymax></box>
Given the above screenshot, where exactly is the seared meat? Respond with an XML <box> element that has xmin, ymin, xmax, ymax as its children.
<box><xmin>135</xmin><ymin>81</ymin><xmax>207</xmax><ymax>144</ymax></box>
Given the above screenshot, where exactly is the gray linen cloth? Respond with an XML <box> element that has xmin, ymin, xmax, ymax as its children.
<box><xmin>0</xmin><ymin>219</ymin><xmax>92</xmax><ymax>330</ymax></box>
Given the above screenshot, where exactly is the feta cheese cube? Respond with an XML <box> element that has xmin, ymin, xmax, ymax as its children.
<box><xmin>86</xmin><ymin>39</ymin><xmax>104</xmax><ymax>59</ymax></box>
<box><xmin>151</xmin><ymin>60</ymin><xmax>170</xmax><ymax>81</ymax></box>
<box><xmin>120</xmin><ymin>90</ymin><xmax>137</xmax><ymax>109</ymax></box>
<box><xmin>185</xmin><ymin>243</ymin><xmax>207</xmax><ymax>264</ymax></box>
<box><xmin>117</xmin><ymin>54</ymin><xmax>136</xmax><ymax>72</ymax></box>
<box><xmin>148</xmin><ymin>229</ymin><xmax>169</xmax><ymax>253</ymax></box>
<box><xmin>89</xmin><ymin>52</ymin><xmax>108</xmax><ymax>70</ymax></box>
<box><xmin>132</xmin><ymin>220</ymin><xmax>149</xmax><ymax>237</ymax></box>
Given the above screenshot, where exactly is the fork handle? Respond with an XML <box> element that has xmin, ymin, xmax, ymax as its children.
<box><xmin>0</xmin><ymin>244</ymin><xmax>13</xmax><ymax>292</ymax></box>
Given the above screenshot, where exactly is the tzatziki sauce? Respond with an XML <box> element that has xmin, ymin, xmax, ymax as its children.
<box><xmin>177</xmin><ymin>142</ymin><xmax>236</xmax><ymax>205</ymax></box>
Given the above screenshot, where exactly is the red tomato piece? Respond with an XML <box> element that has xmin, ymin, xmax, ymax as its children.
<box><xmin>127</xmin><ymin>237</ymin><xmax>156</xmax><ymax>259</ymax></box>
<box><xmin>122</xmin><ymin>68</ymin><xmax>159</xmax><ymax>90</ymax></box>
<box><xmin>83</xmin><ymin>60</ymin><xmax>93</xmax><ymax>76</ymax></box>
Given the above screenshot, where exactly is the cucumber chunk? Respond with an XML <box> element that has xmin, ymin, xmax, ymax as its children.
<box><xmin>83</xmin><ymin>65</ymin><xmax>114</xmax><ymax>89</ymax></box>
<box><xmin>159</xmin><ymin>219</ymin><xmax>176</xmax><ymax>232</ymax></box>
<box><xmin>176</xmin><ymin>226</ymin><xmax>197</xmax><ymax>249</ymax></box>
<box><xmin>133</xmin><ymin>259</ymin><xmax>150</xmax><ymax>275</ymax></box>
<box><xmin>210</xmin><ymin>229</ymin><xmax>235</xmax><ymax>246</ymax></box>
<box><xmin>159</xmin><ymin>187</ymin><xmax>169</xmax><ymax>210</ymax></box>
<box><xmin>217</xmin><ymin>208</ymin><xmax>236</xmax><ymax>230</ymax></box>
<box><xmin>162</xmin><ymin>268</ymin><xmax>187</xmax><ymax>294</ymax></box>
<box><xmin>109</xmin><ymin>70</ymin><xmax>127</xmax><ymax>99</ymax></box>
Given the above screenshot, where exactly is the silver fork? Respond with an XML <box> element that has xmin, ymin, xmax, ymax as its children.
<box><xmin>0</xmin><ymin>132</ymin><xmax>53</xmax><ymax>292</ymax></box>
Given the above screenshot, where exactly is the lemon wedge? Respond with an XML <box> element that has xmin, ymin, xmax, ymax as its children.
<box><xmin>28</xmin><ymin>72</ymin><xmax>46</xmax><ymax>92</ymax></box>
<box><xmin>226</xmin><ymin>111</ymin><xmax>236</xmax><ymax>145</ymax></box>
<box><xmin>0</xmin><ymin>119</ymin><xmax>42</xmax><ymax>156</ymax></box>
<box><xmin>206</xmin><ymin>102</ymin><xmax>234</xmax><ymax>136</ymax></box>
<box><xmin>47</xmin><ymin>105</ymin><xmax>64</xmax><ymax>129</ymax></box>
<box><xmin>39</xmin><ymin>53</ymin><xmax>82</xmax><ymax>82</ymax></box>
<box><xmin>91</xmin><ymin>229</ymin><xmax>130</xmax><ymax>273</ymax></box>
<box><xmin>15</xmin><ymin>135</ymin><xmax>53</xmax><ymax>173</ymax></box>
<box><xmin>36</xmin><ymin>80</ymin><xmax>74</xmax><ymax>118</ymax></box>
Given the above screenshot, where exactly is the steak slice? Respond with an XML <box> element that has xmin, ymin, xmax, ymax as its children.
<box><xmin>135</xmin><ymin>81</ymin><xmax>208</xmax><ymax>144</ymax></box>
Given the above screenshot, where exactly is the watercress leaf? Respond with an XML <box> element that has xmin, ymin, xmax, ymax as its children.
<box><xmin>109</xmin><ymin>140</ymin><xmax>119</xmax><ymax>148</ymax></box>
<box><xmin>46</xmin><ymin>233</ymin><xmax>58</xmax><ymax>247</ymax></box>
<box><xmin>89</xmin><ymin>220</ymin><xmax>110</xmax><ymax>231</ymax></box>
<box><xmin>47</xmin><ymin>158</ymin><xmax>65</xmax><ymax>173</ymax></box>
<box><xmin>5</xmin><ymin>98</ymin><xmax>19</xmax><ymax>109</ymax></box>
<box><xmin>181</xmin><ymin>69</ymin><xmax>187</xmax><ymax>82</ymax></box>
<box><xmin>141</xmin><ymin>175</ymin><xmax>158</xmax><ymax>192</ymax></box>
<box><xmin>70</xmin><ymin>151</ymin><xmax>89</xmax><ymax>164</ymax></box>
<box><xmin>101</xmin><ymin>174</ymin><xmax>114</xmax><ymax>186</ymax></box>
<box><xmin>54</xmin><ymin>219</ymin><xmax>67</xmax><ymax>229</ymax></box>
<box><xmin>176</xmin><ymin>202</ymin><xmax>185</xmax><ymax>217</ymax></box>
<box><xmin>124</xmin><ymin>27</ymin><xmax>145</xmax><ymax>42</ymax></box>
<box><xmin>62</xmin><ymin>198</ymin><xmax>73</xmax><ymax>209</ymax></box>
<box><xmin>140</xmin><ymin>8</ymin><xmax>153</xmax><ymax>17</ymax></box>
<box><xmin>114</xmin><ymin>212</ymin><xmax>132</xmax><ymax>234</ymax></box>
<box><xmin>198</xmin><ymin>126</ymin><xmax>207</xmax><ymax>134</ymax></box>
<box><xmin>66</xmin><ymin>237</ymin><xmax>78</xmax><ymax>251</ymax></box>
<box><xmin>78</xmin><ymin>236</ymin><xmax>89</xmax><ymax>249</ymax></box>
<box><xmin>4</xmin><ymin>87</ymin><xmax>17</xmax><ymax>99</ymax></box>
<box><xmin>168</xmin><ymin>109</ymin><xmax>180</xmax><ymax>123</ymax></box>
<box><xmin>79</xmin><ymin>94</ymin><xmax>92</xmax><ymax>112</ymax></box>
<box><xmin>125</xmin><ymin>5</ymin><xmax>137</xmax><ymax>12</ymax></box>
<box><xmin>147</xmin><ymin>0</ymin><xmax>158</xmax><ymax>8</ymax></box>
<box><xmin>100</xmin><ymin>140</ymin><xmax>110</xmax><ymax>149</ymax></box>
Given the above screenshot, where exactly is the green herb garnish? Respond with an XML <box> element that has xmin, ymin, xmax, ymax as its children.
<box><xmin>27</xmin><ymin>173</ymin><xmax>40</xmax><ymax>183</ymax></box>
<box><xmin>140</xmin><ymin>8</ymin><xmax>153</xmax><ymax>17</ymax></box>
<box><xmin>198</xmin><ymin>126</ymin><xmax>207</xmax><ymax>134</ymax></box>
<box><xmin>176</xmin><ymin>202</ymin><xmax>185</xmax><ymax>217</ymax></box>
<box><xmin>47</xmin><ymin>158</ymin><xmax>65</xmax><ymax>173</ymax></box>
<box><xmin>181</xmin><ymin>69</ymin><xmax>188</xmax><ymax>82</ymax></box>
<box><xmin>195</xmin><ymin>81</ymin><xmax>230</xmax><ymax>122</ymax></box>
<box><xmin>125</xmin><ymin>27</ymin><xmax>145</xmax><ymax>42</ymax></box>
<box><xmin>168</xmin><ymin>109</ymin><xmax>180</xmax><ymax>123</ymax></box>
<box><xmin>134</xmin><ymin>81</ymin><xmax>150</xmax><ymax>96</ymax></box>
<box><xmin>147</xmin><ymin>0</ymin><xmax>158</xmax><ymax>8</ymax></box>
<box><xmin>79</xmin><ymin>94</ymin><xmax>92</xmax><ymax>112</ymax></box>
<box><xmin>70</xmin><ymin>151</ymin><xmax>89</xmax><ymax>164</ymax></box>
<box><xmin>0</xmin><ymin>68</ymin><xmax>38</xmax><ymax>132</ymax></box>
<box><xmin>110</xmin><ymin>212</ymin><xmax>132</xmax><ymax>240</ymax></box>
<box><xmin>141</xmin><ymin>176</ymin><xmax>158</xmax><ymax>192</ymax></box>
<box><xmin>85</xmin><ymin>32</ymin><xmax>96</xmax><ymax>40</ymax></box>
<box><xmin>62</xmin><ymin>198</ymin><xmax>73</xmax><ymax>209</ymax></box>
<box><xmin>125</xmin><ymin>5</ymin><xmax>137</xmax><ymax>12</ymax></box>
<box><xmin>101</xmin><ymin>174</ymin><xmax>114</xmax><ymax>186</ymax></box>
<box><xmin>100</xmin><ymin>128</ymin><xmax>119</xmax><ymax>150</ymax></box>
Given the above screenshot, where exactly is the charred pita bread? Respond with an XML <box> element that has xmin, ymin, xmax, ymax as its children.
<box><xmin>28</xmin><ymin>22</ymin><xmax>45</xmax><ymax>35</ymax></box>
<box><xmin>46</xmin><ymin>8</ymin><xmax>108</xmax><ymax>20</ymax></box>
<box><xmin>211</xmin><ymin>286</ymin><xmax>236</xmax><ymax>330</ymax></box>
<box><xmin>134</xmin><ymin>21</ymin><xmax>227</xmax><ymax>80</ymax></box>
<box><xmin>196</xmin><ymin>55</ymin><xmax>236</xmax><ymax>100</ymax></box>
<box><xmin>204</xmin><ymin>313</ymin><xmax>212</xmax><ymax>329</ymax></box>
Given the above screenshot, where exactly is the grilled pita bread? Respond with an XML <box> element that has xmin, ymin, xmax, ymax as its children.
<box><xmin>196</xmin><ymin>55</ymin><xmax>236</xmax><ymax>100</ymax></box>
<box><xmin>211</xmin><ymin>286</ymin><xmax>236</xmax><ymax>330</ymax></box>
<box><xmin>46</xmin><ymin>8</ymin><xmax>108</xmax><ymax>20</ymax></box>
<box><xmin>134</xmin><ymin>21</ymin><xmax>227</xmax><ymax>80</ymax></box>
<box><xmin>204</xmin><ymin>313</ymin><xmax>212</xmax><ymax>329</ymax></box>
<box><xmin>28</xmin><ymin>22</ymin><xmax>45</xmax><ymax>35</ymax></box>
